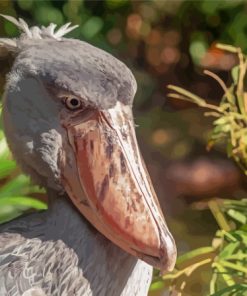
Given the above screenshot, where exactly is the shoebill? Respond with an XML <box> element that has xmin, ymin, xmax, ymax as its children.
<box><xmin>0</xmin><ymin>15</ymin><xmax>176</xmax><ymax>296</ymax></box>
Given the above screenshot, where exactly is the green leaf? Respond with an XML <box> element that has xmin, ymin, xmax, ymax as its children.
<box><xmin>219</xmin><ymin>242</ymin><xmax>239</xmax><ymax>259</ymax></box>
<box><xmin>0</xmin><ymin>159</ymin><xmax>17</xmax><ymax>179</ymax></box>
<box><xmin>226</xmin><ymin>141</ymin><xmax>233</xmax><ymax>157</ymax></box>
<box><xmin>209</xmin><ymin>200</ymin><xmax>231</xmax><ymax>232</ymax></box>
<box><xmin>231</xmin><ymin>65</ymin><xmax>239</xmax><ymax>85</ymax></box>
<box><xmin>227</xmin><ymin>209</ymin><xmax>247</xmax><ymax>224</ymax></box>
<box><xmin>214</xmin><ymin>117</ymin><xmax>229</xmax><ymax>125</ymax></box>
<box><xmin>232</xmin><ymin>230</ymin><xmax>247</xmax><ymax>244</ymax></box>
<box><xmin>176</xmin><ymin>246</ymin><xmax>215</xmax><ymax>267</ymax></box>
<box><xmin>0</xmin><ymin>207</ymin><xmax>24</xmax><ymax>224</ymax></box>
<box><xmin>167</xmin><ymin>85</ymin><xmax>207</xmax><ymax>106</ymax></box>
<box><xmin>0</xmin><ymin>196</ymin><xmax>47</xmax><ymax>209</ymax></box>
<box><xmin>0</xmin><ymin>196</ymin><xmax>47</xmax><ymax>224</ymax></box>
<box><xmin>0</xmin><ymin>174</ymin><xmax>32</xmax><ymax>198</ymax></box>
<box><xmin>213</xmin><ymin>124</ymin><xmax>230</xmax><ymax>134</ymax></box>
<box><xmin>241</xmin><ymin>133</ymin><xmax>247</xmax><ymax>145</ymax></box>
<box><xmin>224</xmin><ymin>199</ymin><xmax>247</xmax><ymax>207</ymax></box>
<box><xmin>0</xmin><ymin>136</ymin><xmax>10</xmax><ymax>159</ymax></box>
<box><xmin>213</xmin><ymin>262</ymin><xmax>235</xmax><ymax>287</ymax></box>
<box><xmin>240</xmin><ymin>224</ymin><xmax>247</xmax><ymax>231</ymax></box>
<box><xmin>149</xmin><ymin>280</ymin><xmax>165</xmax><ymax>292</ymax></box>
<box><xmin>219</xmin><ymin>259</ymin><xmax>247</xmax><ymax>274</ymax></box>
<box><xmin>210</xmin><ymin>284</ymin><xmax>247</xmax><ymax>296</ymax></box>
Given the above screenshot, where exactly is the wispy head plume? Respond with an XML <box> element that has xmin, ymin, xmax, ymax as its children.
<box><xmin>0</xmin><ymin>14</ymin><xmax>78</xmax><ymax>52</ymax></box>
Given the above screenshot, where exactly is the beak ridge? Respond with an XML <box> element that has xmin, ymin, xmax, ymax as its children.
<box><xmin>61</xmin><ymin>102</ymin><xmax>177</xmax><ymax>271</ymax></box>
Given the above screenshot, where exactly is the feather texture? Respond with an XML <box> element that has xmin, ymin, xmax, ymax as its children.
<box><xmin>0</xmin><ymin>14</ymin><xmax>78</xmax><ymax>40</ymax></box>
<box><xmin>0</xmin><ymin>14</ymin><xmax>154</xmax><ymax>295</ymax></box>
<box><xmin>0</xmin><ymin>194</ymin><xmax>152</xmax><ymax>296</ymax></box>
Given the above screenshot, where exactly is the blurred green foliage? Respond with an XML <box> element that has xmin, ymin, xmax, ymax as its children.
<box><xmin>151</xmin><ymin>198</ymin><xmax>247</xmax><ymax>295</ymax></box>
<box><xmin>0</xmin><ymin>108</ymin><xmax>47</xmax><ymax>224</ymax></box>
<box><xmin>168</xmin><ymin>44</ymin><xmax>247</xmax><ymax>175</ymax></box>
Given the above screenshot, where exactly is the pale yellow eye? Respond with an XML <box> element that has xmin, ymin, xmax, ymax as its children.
<box><xmin>65</xmin><ymin>97</ymin><xmax>82</xmax><ymax>110</ymax></box>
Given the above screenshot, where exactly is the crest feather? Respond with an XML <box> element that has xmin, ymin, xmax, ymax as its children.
<box><xmin>55</xmin><ymin>24</ymin><xmax>79</xmax><ymax>39</ymax></box>
<box><xmin>0</xmin><ymin>14</ymin><xmax>78</xmax><ymax>41</ymax></box>
<box><xmin>0</xmin><ymin>38</ymin><xmax>17</xmax><ymax>55</ymax></box>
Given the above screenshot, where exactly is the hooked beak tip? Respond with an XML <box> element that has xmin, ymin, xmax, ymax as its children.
<box><xmin>158</xmin><ymin>234</ymin><xmax>177</xmax><ymax>273</ymax></box>
<box><xmin>161</xmin><ymin>231</ymin><xmax>177</xmax><ymax>271</ymax></box>
<box><xmin>133</xmin><ymin>231</ymin><xmax>177</xmax><ymax>272</ymax></box>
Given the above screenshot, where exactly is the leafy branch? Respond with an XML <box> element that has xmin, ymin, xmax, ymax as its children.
<box><xmin>150</xmin><ymin>44</ymin><xmax>247</xmax><ymax>295</ymax></box>
<box><xmin>168</xmin><ymin>43</ymin><xmax>247</xmax><ymax>175</ymax></box>
<box><xmin>150</xmin><ymin>199</ymin><xmax>247</xmax><ymax>295</ymax></box>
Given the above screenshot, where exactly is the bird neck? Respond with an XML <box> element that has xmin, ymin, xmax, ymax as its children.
<box><xmin>45</xmin><ymin>190</ymin><xmax>100</xmax><ymax>252</ymax></box>
<box><xmin>1</xmin><ymin>190</ymin><xmax>153</xmax><ymax>295</ymax></box>
<box><xmin>46</xmin><ymin>192</ymin><xmax>153</xmax><ymax>295</ymax></box>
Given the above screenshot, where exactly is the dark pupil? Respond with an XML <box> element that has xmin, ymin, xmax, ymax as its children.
<box><xmin>70</xmin><ymin>98</ymin><xmax>79</xmax><ymax>107</ymax></box>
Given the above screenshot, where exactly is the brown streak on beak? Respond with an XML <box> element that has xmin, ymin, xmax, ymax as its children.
<box><xmin>61</xmin><ymin>102</ymin><xmax>177</xmax><ymax>272</ymax></box>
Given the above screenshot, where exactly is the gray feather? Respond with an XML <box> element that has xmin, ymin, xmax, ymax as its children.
<box><xmin>0</xmin><ymin>194</ymin><xmax>152</xmax><ymax>296</ymax></box>
<box><xmin>0</xmin><ymin>15</ymin><xmax>152</xmax><ymax>296</ymax></box>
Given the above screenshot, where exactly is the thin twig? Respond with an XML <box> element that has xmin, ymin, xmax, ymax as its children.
<box><xmin>237</xmin><ymin>48</ymin><xmax>245</xmax><ymax>96</ymax></box>
<box><xmin>204</xmin><ymin>70</ymin><xmax>229</xmax><ymax>94</ymax></box>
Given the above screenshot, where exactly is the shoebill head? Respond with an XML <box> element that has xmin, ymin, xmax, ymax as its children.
<box><xmin>0</xmin><ymin>15</ymin><xmax>177</xmax><ymax>272</ymax></box>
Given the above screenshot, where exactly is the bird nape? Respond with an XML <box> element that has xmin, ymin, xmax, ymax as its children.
<box><xmin>0</xmin><ymin>15</ymin><xmax>176</xmax><ymax>296</ymax></box>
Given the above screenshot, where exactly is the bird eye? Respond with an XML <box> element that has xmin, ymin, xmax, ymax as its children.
<box><xmin>64</xmin><ymin>97</ymin><xmax>82</xmax><ymax>110</ymax></box>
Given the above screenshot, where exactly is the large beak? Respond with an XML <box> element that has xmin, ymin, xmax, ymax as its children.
<box><xmin>61</xmin><ymin>102</ymin><xmax>176</xmax><ymax>272</ymax></box>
